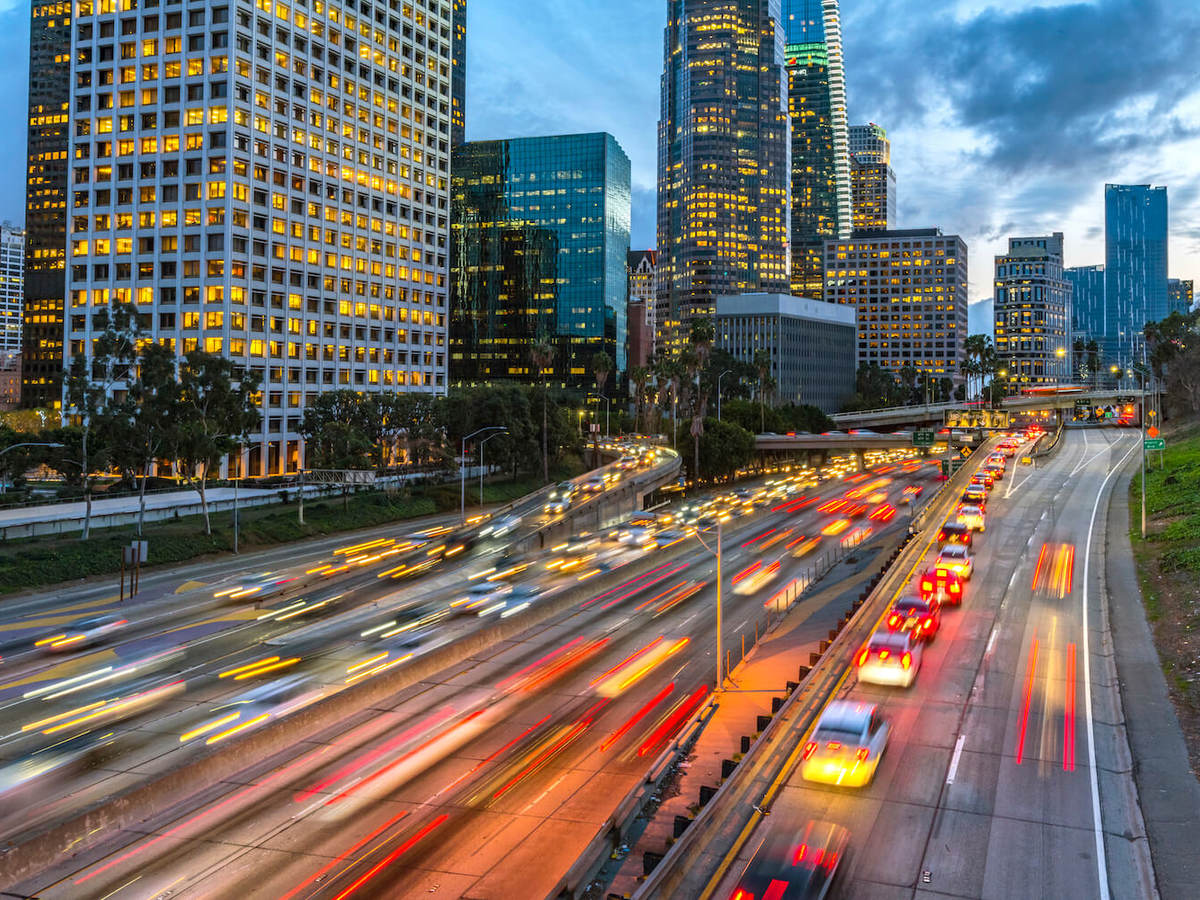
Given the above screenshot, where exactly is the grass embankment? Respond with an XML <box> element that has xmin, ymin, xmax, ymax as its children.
<box><xmin>1129</xmin><ymin>421</ymin><xmax>1200</xmax><ymax>772</ymax></box>
<box><xmin>0</xmin><ymin>460</ymin><xmax>584</xmax><ymax>596</ymax></box>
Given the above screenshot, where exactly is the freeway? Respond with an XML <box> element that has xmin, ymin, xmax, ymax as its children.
<box><xmin>704</xmin><ymin>428</ymin><xmax>1158</xmax><ymax>900</ymax></box>
<box><xmin>7</xmin><ymin>446</ymin><xmax>939</xmax><ymax>898</ymax></box>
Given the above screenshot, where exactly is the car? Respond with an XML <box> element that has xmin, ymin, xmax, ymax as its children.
<box><xmin>581</xmin><ymin>475</ymin><xmax>606</xmax><ymax>493</ymax></box>
<box><xmin>450</xmin><ymin>581</ymin><xmax>513</xmax><ymax>615</ymax></box>
<box><xmin>886</xmin><ymin>595</ymin><xmax>941</xmax><ymax>641</ymax></box>
<box><xmin>213</xmin><ymin>571</ymin><xmax>298</xmax><ymax>602</ymax></box>
<box><xmin>616</xmin><ymin>524</ymin><xmax>656</xmax><ymax>546</ymax></box>
<box><xmin>972</xmin><ymin>469</ymin><xmax>995</xmax><ymax>489</ymax></box>
<box><xmin>900</xmin><ymin>484</ymin><xmax>924</xmax><ymax>504</ymax></box>
<box><xmin>36</xmin><ymin>614</ymin><xmax>129</xmax><ymax>652</ymax></box>
<box><xmin>961</xmin><ymin>486</ymin><xmax>987</xmax><ymax>508</ymax></box>
<box><xmin>727</xmin><ymin>819</ymin><xmax>850</xmax><ymax>900</ymax></box>
<box><xmin>934</xmin><ymin>543</ymin><xmax>973</xmax><ymax>580</ymax></box>
<box><xmin>920</xmin><ymin>566</ymin><xmax>966</xmax><ymax>606</ymax></box>
<box><xmin>800</xmin><ymin>700</ymin><xmax>890</xmax><ymax>787</ymax></box>
<box><xmin>481</xmin><ymin>513</ymin><xmax>522</xmax><ymax>538</ymax></box>
<box><xmin>936</xmin><ymin>520</ymin><xmax>974</xmax><ymax>548</ymax></box>
<box><xmin>956</xmin><ymin>503</ymin><xmax>986</xmax><ymax>532</ymax></box>
<box><xmin>616</xmin><ymin>456</ymin><xmax>638</xmax><ymax>470</ymax></box>
<box><xmin>544</xmin><ymin>482</ymin><xmax>576</xmax><ymax>514</ymax></box>
<box><xmin>856</xmin><ymin>629</ymin><xmax>923</xmax><ymax>687</ymax></box>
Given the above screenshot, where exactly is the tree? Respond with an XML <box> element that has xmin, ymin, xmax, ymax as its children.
<box><xmin>531</xmin><ymin>336</ymin><xmax>555</xmax><ymax>483</ymax></box>
<box><xmin>694</xmin><ymin>417</ymin><xmax>756</xmax><ymax>482</ymax></box>
<box><xmin>63</xmin><ymin>302</ymin><xmax>141</xmax><ymax>539</ymax></box>
<box><xmin>168</xmin><ymin>351</ymin><xmax>262</xmax><ymax>535</ymax></box>
<box><xmin>300</xmin><ymin>390</ymin><xmax>378</xmax><ymax>470</ymax></box>
<box><xmin>591</xmin><ymin>350</ymin><xmax>614</xmax><ymax>397</ymax></box>
<box><xmin>1086</xmin><ymin>340</ymin><xmax>1100</xmax><ymax>389</ymax></box>
<box><xmin>628</xmin><ymin>364</ymin><xmax>651</xmax><ymax>436</ymax></box>
<box><xmin>686</xmin><ymin>318</ymin><xmax>716</xmax><ymax>480</ymax></box>
<box><xmin>752</xmin><ymin>349</ymin><xmax>774</xmax><ymax>433</ymax></box>
<box><xmin>961</xmin><ymin>334</ymin><xmax>997</xmax><ymax>401</ymax></box>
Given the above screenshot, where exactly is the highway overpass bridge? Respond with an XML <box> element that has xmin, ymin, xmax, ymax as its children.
<box><xmin>827</xmin><ymin>388</ymin><xmax>1137</xmax><ymax>430</ymax></box>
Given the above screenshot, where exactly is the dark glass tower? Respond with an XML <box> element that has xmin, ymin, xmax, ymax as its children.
<box><xmin>451</xmin><ymin>134</ymin><xmax>631</xmax><ymax>387</ymax></box>
<box><xmin>451</xmin><ymin>0</ymin><xmax>466</xmax><ymax>146</ymax></box>
<box><xmin>23</xmin><ymin>2</ymin><xmax>73</xmax><ymax>408</ymax></box>
<box><xmin>785</xmin><ymin>0</ymin><xmax>850</xmax><ymax>298</ymax></box>
<box><xmin>1104</xmin><ymin>184</ymin><xmax>1167</xmax><ymax>367</ymax></box>
<box><xmin>656</xmin><ymin>0</ymin><xmax>791</xmax><ymax>355</ymax></box>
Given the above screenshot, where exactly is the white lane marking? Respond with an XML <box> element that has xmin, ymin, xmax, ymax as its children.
<box><xmin>985</xmin><ymin>626</ymin><xmax>999</xmax><ymax>656</ymax></box>
<box><xmin>946</xmin><ymin>733</ymin><xmax>967</xmax><ymax>784</ymax></box>
<box><xmin>1007</xmin><ymin>567</ymin><xmax>1021</xmax><ymax>591</ymax></box>
<box><xmin>1070</xmin><ymin>448</ymin><xmax>1110</xmax><ymax>478</ymax></box>
<box><xmin>680</xmin><ymin>613</ymin><xmax>698</xmax><ymax>628</ymax></box>
<box><xmin>1081</xmin><ymin>436</ymin><xmax>1138</xmax><ymax>900</ymax></box>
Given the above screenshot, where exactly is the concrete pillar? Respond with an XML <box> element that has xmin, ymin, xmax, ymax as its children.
<box><xmin>855</xmin><ymin>449</ymin><xmax>867</xmax><ymax>471</ymax></box>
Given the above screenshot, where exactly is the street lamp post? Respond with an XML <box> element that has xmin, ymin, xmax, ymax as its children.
<box><xmin>478</xmin><ymin>430</ymin><xmax>506</xmax><ymax>511</ymax></box>
<box><xmin>694</xmin><ymin>518</ymin><xmax>725</xmax><ymax>692</ymax></box>
<box><xmin>460</xmin><ymin>426</ymin><xmax>506</xmax><ymax>523</ymax></box>
<box><xmin>716</xmin><ymin>369</ymin><xmax>732</xmax><ymax>421</ymax></box>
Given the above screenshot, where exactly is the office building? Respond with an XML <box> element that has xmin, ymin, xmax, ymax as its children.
<box><xmin>23</xmin><ymin>2</ymin><xmax>73</xmax><ymax>408</ymax></box>
<box><xmin>1105</xmin><ymin>183</ymin><xmax>1168</xmax><ymax>366</ymax></box>
<box><xmin>993</xmin><ymin>233</ymin><xmax>1072</xmax><ymax>387</ymax></box>
<box><xmin>849</xmin><ymin>124</ymin><xmax>895</xmax><ymax>233</ymax></box>
<box><xmin>627</xmin><ymin>249</ymin><xmax>656</xmax><ymax>368</ymax></box>
<box><xmin>450</xmin><ymin>133</ymin><xmax>631</xmax><ymax>386</ymax></box>
<box><xmin>715</xmin><ymin>293</ymin><xmax>856</xmax><ymax>413</ymax></box>
<box><xmin>451</xmin><ymin>0</ymin><xmax>466</xmax><ymax>146</ymax></box>
<box><xmin>824</xmin><ymin>228</ymin><xmax>969</xmax><ymax>378</ymax></box>
<box><xmin>1168</xmin><ymin>278</ymin><xmax>1193</xmax><ymax>316</ymax></box>
<box><xmin>1065</xmin><ymin>264</ymin><xmax>1105</xmax><ymax>342</ymax></box>
<box><xmin>63</xmin><ymin>0</ymin><xmax>453</xmax><ymax>476</ymax></box>
<box><xmin>656</xmin><ymin>0</ymin><xmax>790</xmax><ymax>353</ymax></box>
<box><xmin>785</xmin><ymin>0</ymin><xmax>851</xmax><ymax>297</ymax></box>
<box><xmin>0</xmin><ymin>224</ymin><xmax>25</xmax><ymax>356</ymax></box>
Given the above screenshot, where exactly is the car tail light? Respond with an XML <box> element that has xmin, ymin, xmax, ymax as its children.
<box><xmin>888</xmin><ymin>613</ymin><xmax>901</xmax><ymax>629</ymax></box>
<box><xmin>803</xmin><ymin>741</ymin><xmax>817</xmax><ymax>760</ymax></box>
<box><xmin>901</xmin><ymin>651</ymin><xmax>912</xmax><ymax>669</ymax></box>
<box><xmin>950</xmin><ymin>583</ymin><xmax>961</xmax><ymax>593</ymax></box>
<box><xmin>730</xmin><ymin>890</ymin><xmax>753</xmax><ymax>900</ymax></box>
<box><xmin>793</xmin><ymin>843</ymin><xmax>808</xmax><ymax>864</ymax></box>
<box><xmin>855</xmin><ymin>648</ymin><xmax>868</xmax><ymax>667</ymax></box>
<box><xmin>878</xmin><ymin>649</ymin><xmax>889</xmax><ymax>660</ymax></box>
<box><xmin>812</xmin><ymin>848</ymin><xmax>825</xmax><ymax>867</ymax></box>
<box><xmin>856</xmin><ymin>747</ymin><xmax>869</xmax><ymax>761</ymax></box>
<box><xmin>921</xmin><ymin>579</ymin><xmax>932</xmax><ymax>592</ymax></box>
<box><xmin>922</xmin><ymin>618</ymin><xmax>933</xmax><ymax>630</ymax></box>
<box><xmin>824</xmin><ymin>850</ymin><xmax>840</xmax><ymax>870</ymax></box>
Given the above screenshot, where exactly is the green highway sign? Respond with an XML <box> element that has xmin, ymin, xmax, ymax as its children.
<box><xmin>913</xmin><ymin>430</ymin><xmax>936</xmax><ymax>447</ymax></box>
<box><xmin>1144</xmin><ymin>438</ymin><xmax>1165</xmax><ymax>451</ymax></box>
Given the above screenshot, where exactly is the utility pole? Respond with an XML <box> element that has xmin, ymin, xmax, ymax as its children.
<box><xmin>715</xmin><ymin>518</ymin><xmax>723</xmax><ymax>692</ymax></box>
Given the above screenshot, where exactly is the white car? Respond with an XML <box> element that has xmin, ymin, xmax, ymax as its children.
<box><xmin>36</xmin><ymin>614</ymin><xmax>129</xmax><ymax>653</ymax></box>
<box><xmin>482</xmin><ymin>514</ymin><xmax>522</xmax><ymax>538</ymax></box>
<box><xmin>616</xmin><ymin>525</ymin><xmax>656</xmax><ymax>546</ymax></box>
<box><xmin>856</xmin><ymin>629</ymin><xmax>922</xmax><ymax>688</ymax></box>
<box><xmin>451</xmin><ymin>581</ymin><xmax>512</xmax><ymax>615</ymax></box>
<box><xmin>956</xmin><ymin>504</ymin><xmax>986</xmax><ymax>533</ymax></box>
<box><xmin>582</xmin><ymin>475</ymin><xmax>606</xmax><ymax>493</ymax></box>
<box><xmin>935</xmin><ymin>543</ymin><xmax>974</xmax><ymax>579</ymax></box>
<box><xmin>801</xmin><ymin>700</ymin><xmax>890</xmax><ymax>787</ymax></box>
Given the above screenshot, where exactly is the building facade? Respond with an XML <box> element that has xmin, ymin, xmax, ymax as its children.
<box><xmin>1167</xmin><ymin>278</ymin><xmax>1193</xmax><ymax>317</ymax></box>
<box><xmin>62</xmin><ymin>0</ymin><xmax>453</xmax><ymax>476</ymax></box>
<box><xmin>1065</xmin><ymin>264</ymin><xmax>1104</xmax><ymax>338</ymax></box>
<box><xmin>23</xmin><ymin>2</ymin><xmax>74</xmax><ymax>408</ymax></box>
<box><xmin>451</xmin><ymin>0</ymin><xmax>465</xmax><ymax>146</ymax></box>
<box><xmin>1105</xmin><ymin>183</ymin><xmax>1168</xmax><ymax>367</ymax></box>
<box><xmin>785</xmin><ymin>0</ymin><xmax>851</xmax><ymax>297</ymax></box>
<box><xmin>993</xmin><ymin>233</ymin><xmax>1072</xmax><ymax>387</ymax></box>
<box><xmin>715</xmin><ymin>293</ymin><xmax>856</xmax><ymax>413</ymax></box>
<box><xmin>823</xmin><ymin>228</ymin><xmax>968</xmax><ymax>379</ymax></box>
<box><xmin>848</xmin><ymin>123</ymin><xmax>895</xmax><ymax>234</ymax></box>
<box><xmin>0</xmin><ymin>224</ymin><xmax>25</xmax><ymax>357</ymax></box>
<box><xmin>450</xmin><ymin>133</ymin><xmax>631</xmax><ymax>386</ymax></box>
<box><xmin>627</xmin><ymin>249</ymin><xmax>656</xmax><ymax>369</ymax></box>
<box><xmin>656</xmin><ymin>0</ymin><xmax>791</xmax><ymax>354</ymax></box>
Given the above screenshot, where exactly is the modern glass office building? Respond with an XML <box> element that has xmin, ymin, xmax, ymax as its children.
<box><xmin>1168</xmin><ymin>278</ymin><xmax>1193</xmax><ymax>317</ymax></box>
<box><xmin>785</xmin><ymin>0</ymin><xmax>851</xmax><ymax>297</ymax></box>
<box><xmin>450</xmin><ymin>133</ymin><xmax>631</xmax><ymax>386</ymax></box>
<box><xmin>1105</xmin><ymin>184</ymin><xmax>1167</xmax><ymax>366</ymax></box>
<box><xmin>849</xmin><ymin>124</ymin><xmax>895</xmax><ymax>234</ymax></box>
<box><xmin>656</xmin><ymin>0</ymin><xmax>791</xmax><ymax>354</ymax></box>
<box><xmin>993</xmin><ymin>234</ymin><xmax>1072</xmax><ymax>387</ymax></box>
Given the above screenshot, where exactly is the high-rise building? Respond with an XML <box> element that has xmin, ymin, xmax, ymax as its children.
<box><xmin>1105</xmin><ymin>183</ymin><xmax>1168</xmax><ymax>366</ymax></box>
<box><xmin>1167</xmin><ymin>278</ymin><xmax>1193</xmax><ymax>316</ymax></box>
<box><xmin>849</xmin><ymin>124</ymin><xmax>895</xmax><ymax>234</ymax></box>
<box><xmin>23</xmin><ymin>2</ymin><xmax>73</xmax><ymax>408</ymax></box>
<box><xmin>785</xmin><ymin>0</ymin><xmax>851</xmax><ymax>297</ymax></box>
<box><xmin>450</xmin><ymin>133</ymin><xmax>631</xmax><ymax>386</ymax></box>
<box><xmin>628</xmin><ymin>250</ymin><xmax>656</xmax><ymax>368</ymax></box>
<box><xmin>0</xmin><ymin>224</ymin><xmax>26</xmax><ymax>357</ymax></box>
<box><xmin>823</xmin><ymin>228</ymin><xmax>968</xmax><ymax>379</ymax></box>
<box><xmin>1065</xmin><ymin>264</ymin><xmax>1105</xmax><ymax>341</ymax></box>
<box><xmin>451</xmin><ymin>0</ymin><xmax>466</xmax><ymax>146</ymax></box>
<box><xmin>993</xmin><ymin>233</ymin><xmax>1072</xmax><ymax>387</ymax></box>
<box><xmin>656</xmin><ymin>0</ymin><xmax>791</xmax><ymax>353</ymax></box>
<box><xmin>63</xmin><ymin>0</ymin><xmax>452</xmax><ymax>476</ymax></box>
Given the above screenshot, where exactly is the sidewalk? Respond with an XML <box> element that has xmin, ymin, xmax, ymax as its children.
<box><xmin>603</xmin><ymin>533</ymin><xmax>898</xmax><ymax>898</ymax></box>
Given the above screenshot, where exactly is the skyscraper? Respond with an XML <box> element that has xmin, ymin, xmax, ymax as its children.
<box><xmin>656</xmin><ymin>0</ymin><xmax>791</xmax><ymax>354</ymax></box>
<box><xmin>1167</xmin><ymin>278</ymin><xmax>1193</xmax><ymax>317</ymax></box>
<box><xmin>451</xmin><ymin>0</ymin><xmax>466</xmax><ymax>146</ymax></box>
<box><xmin>23</xmin><ymin>2</ymin><xmax>73</xmax><ymax>408</ymax></box>
<box><xmin>993</xmin><ymin>233</ymin><xmax>1072</xmax><ymax>387</ymax></box>
<box><xmin>785</xmin><ymin>0</ymin><xmax>851</xmax><ymax>297</ymax></box>
<box><xmin>0</xmin><ymin>224</ymin><xmax>26</xmax><ymax>357</ymax></box>
<box><xmin>62</xmin><ymin>0</ymin><xmax>452</xmax><ymax>476</ymax></box>
<box><xmin>849</xmin><ymin>123</ymin><xmax>895</xmax><ymax>234</ymax></box>
<box><xmin>1065</xmin><ymin>264</ymin><xmax>1105</xmax><ymax>342</ymax></box>
<box><xmin>628</xmin><ymin>249</ymin><xmax>657</xmax><ymax>367</ymax></box>
<box><xmin>1105</xmin><ymin>184</ymin><xmax>1167</xmax><ymax>366</ymax></box>
<box><xmin>450</xmin><ymin>133</ymin><xmax>631</xmax><ymax>386</ymax></box>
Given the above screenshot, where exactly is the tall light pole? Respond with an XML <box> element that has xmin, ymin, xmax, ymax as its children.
<box><xmin>716</xmin><ymin>369</ymin><xmax>732</xmax><ymax>422</ymax></box>
<box><xmin>461</xmin><ymin>426</ymin><xmax>505</xmax><ymax>523</ymax></box>
<box><xmin>478</xmin><ymin>429</ymin><xmax>506</xmax><ymax>511</ymax></box>
<box><xmin>694</xmin><ymin>518</ymin><xmax>725</xmax><ymax>692</ymax></box>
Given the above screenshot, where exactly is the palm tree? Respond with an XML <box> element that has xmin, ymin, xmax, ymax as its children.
<box><xmin>591</xmin><ymin>350</ymin><xmax>613</xmax><ymax>397</ymax></box>
<box><xmin>531</xmin><ymin>336</ymin><xmax>555</xmax><ymax>483</ymax></box>
<box><xmin>654</xmin><ymin>354</ymin><xmax>684</xmax><ymax>448</ymax></box>
<box><xmin>629</xmin><ymin>365</ymin><xmax>651</xmax><ymax>435</ymax></box>
<box><xmin>753</xmin><ymin>348</ymin><xmax>773</xmax><ymax>432</ymax></box>
<box><xmin>685</xmin><ymin>318</ymin><xmax>715</xmax><ymax>481</ymax></box>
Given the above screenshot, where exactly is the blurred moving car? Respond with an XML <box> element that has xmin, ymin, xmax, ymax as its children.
<box><xmin>582</xmin><ymin>475</ymin><xmax>606</xmax><ymax>493</ymax></box>
<box><xmin>544</xmin><ymin>481</ymin><xmax>576</xmax><ymax>514</ymax></box>
<box><xmin>451</xmin><ymin>581</ymin><xmax>513</xmax><ymax>615</ymax></box>
<box><xmin>936</xmin><ymin>521</ymin><xmax>974</xmax><ymax>549</ymax></box>
<box><xmin>801</xmin><ymin>700</ymin><xmax>889</xmax><ymax>787</ymax></box>
<box><xmin>728</xmin><ymin>819</ymin><xmax>850</xmax><ymax>900</ymax></box>
<box><xmin>920</xmin><ymin>566</ymin><xmax>965</xmax><ymax>606</ymax></box>
<box><xmin>213</xmin><ymin>571</ymin><xmax>297</xmax><ymax>602</ymax></box>
<box><xmin>956</xmin><ymin>503</ymin><xmax>986</xmax><ymax>532</ymax></box>
<box><xmin>856</xmin><ymin>629</ymin><xmax>923</xmax><ymax>688</ymax></box>
<box><xmin>935</xmin><ymin>543</ymin><xmax>973</xmax><ymax>580</ymax></box>
<box><xmin>886</xmin><ymin>595</ymin><xmax>941</xmax><ymax>641</ymax></box>
<box><xmin>36</xmin><ymin>614</ymin><xmax>128</xmax><ymax>653</ymax></box>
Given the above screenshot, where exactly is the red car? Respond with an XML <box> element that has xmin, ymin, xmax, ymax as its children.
<box><xmin>886</xmin><ymin>595</ymin><xmax>941</xmax><ymax>641</ymax></box>
<box><xmin>920</xmin><ymin>566</ymin><xmax>965</xmax><ymax>606</ymax></box>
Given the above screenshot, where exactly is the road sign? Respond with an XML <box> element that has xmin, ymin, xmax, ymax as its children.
<box><xmin>913</xmin><ymin>430</ymin><xmax>936</xmax><ymax>447</ymax></box>
<box><xmin>1144</xmin><ymin>438</ymin><xmax>1165</xmax><ymax>451</ymax></box>
<box><xmin>1146</xmin><ymin>426</ymin><xmax>1159</xmax><ymax>438</ymax></box>
<box><xmin>940</xmin><ymin>459</ymin><xmax>964</xmax><ymax>477</ymax></box>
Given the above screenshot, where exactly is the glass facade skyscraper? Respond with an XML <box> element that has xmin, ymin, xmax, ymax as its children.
<box><xmin>451</xmin><ymin>133</ymin><xmax>631</xmax><ymax>386</ymax></box>
<box><xmin>1168</xmin><ymin>278</ymin><xmax>1193</xmax><ymax>317</ymax></box>
<box><xmin>656</xmin><ymin>0</ymin><xmax>791</xmax><ymax>355</ymax></box>
<box><xmin>785</xmin><ymin>0</ymin><xmax>851</xmax><ymax>297</ymax></box>
<box><xmin>451</xmin><ymin>0</ymin><xmax>466</xmax><ymax>146</ymax></box>
<box><xmin>1104</xmin><ymin>183</ymin><xmax>1168</xmax><ymax>366</ymax></box>
<box><xmin>1065</xmin><ymin>264</ymin><xmax>1106</xmax><ymax>344</ymax></box>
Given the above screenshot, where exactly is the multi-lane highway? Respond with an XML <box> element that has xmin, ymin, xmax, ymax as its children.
<box><xmin>702</xmin><ymin>427</ymin><xmax>1159</xmax><ymax>900</ymax></box>
<box><xmin>3</xmin><ymin>443</ymin><xmax>939</xmax><ymax>898</ymax></box>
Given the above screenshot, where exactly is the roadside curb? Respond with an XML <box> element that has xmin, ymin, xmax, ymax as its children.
<box><xmin>1107</xmin><ymin>455</ymin><xmax>1200</xmax><ymax>899</ymax></box>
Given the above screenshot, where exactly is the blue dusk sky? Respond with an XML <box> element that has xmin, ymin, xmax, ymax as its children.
<box><xmin>0</xmin><ymin>0</ymin><xmax>1197</xmax><ymax>334</ymax></box>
